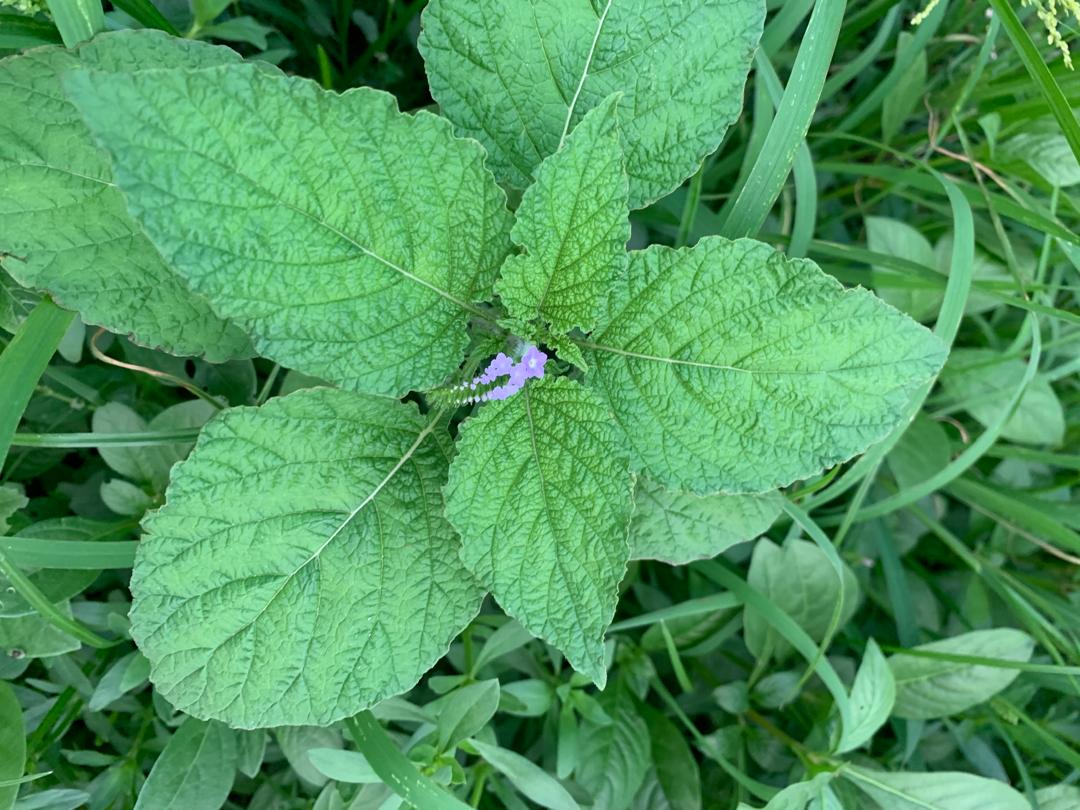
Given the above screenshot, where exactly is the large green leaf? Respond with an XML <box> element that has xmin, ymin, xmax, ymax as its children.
<box><xmin>445</xmin><ymin>377</ymin><xmax>633</xmax><ymax>686</ymax></box>
<box><xmin>941</xmin><ymin>349</ymin><xmax>1064</xmax><ymax>446</ymax></box>
<box><xmin>743</xmin><ymin>538</ymin><xmax>860</xmax><ymax>663</ymax></box>
<box><xmin>630</xmin><ymin>478</ymin><xmax>781</xmax><ymax>565</ymax></box>
<box><xmin>0</xmin><ymin>31</ymin><xmax>250</xmax><ymax>361</ymax></box>
<box><xmin>65</xmin><ymin>62</ymin><xmax>513</xmax><ymax>397</ymax></box>
<box><xmin>496</xmin><ymin>94</ymin><xmax>629</xmax><ymax>335</ymax></box>
<box><xmin>582</xmin><ymin>237</ymin><xmax>947</xmax><ymax>493</ymax></box>
<box><xmin>1034</xmin><ymin>785</ymin><xmax>1080</xmax><ymax>810</ymax></box>
<box><xmin>419</xmin><ymin>0</ymin><xmax>763</xmax><ymax>209</ymax></box>
<box><xmin>888</xmin><ymin>629</ymin><xmax>1034</xmax><ymax>720</ymax></box>
<box><xmin>0</xmin><ymin>681</ymin><xmax>24</xmax><ymax>810</ymax></box>
<box><xmin>130</xmin><ymin>389</ymin><xmax>484</xmax><ymax>728</ymax></box>
<box><xmin>844</xmin><ymin>766</ymin><xmax>1028</xmax><ymax>810</ymax></box>
<box><xmin>134</xmin><ymin>718</ymin><xmax>237</xmax><ymax>810</ymax></box>
<box><xmin>576</xmin><ymin>684</ymin><xmax>650</xmax><ymax>810</ymax></box>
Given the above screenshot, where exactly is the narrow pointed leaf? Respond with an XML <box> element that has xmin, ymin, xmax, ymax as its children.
<box><xmin>419</xmin><ymin>0</ymin><xmax>763</xmax><ymax>209</ymax></box>
<box><xmin>445</xmin><ymin>378</ymin><xmax>633</xmax><ymax>686</ymax></box>
<box><xmin>497</xmin><ymin>94</ymin><xmax>629</xmax><ymax>334</ymax></box>
<box><xmin>130</xmin><ymin>389</ymin><xmax>484</xmax><ymax>728</ymax></box>
<box><xmin>65</xmin><ymin>62</ymin><xmax>513</xmax><ymax>397</ymax></box>
<box><xmin>134</xmin><ymin>718</ymin><xmax>237</xmax><ymax>810</ymax></box>
<box><xmin>0</xmin><ymin>31</ymin><xmax>250</xmax><ymax>361</ymax></box>
<box><xmin>837</xmin><ymin>638</ymin><xmax>895</xmax><ymax>753</ymax></box>
<box><xmin>576</xmin><ymin>685</ymin><xmax>649</xmax><ymax>810</ymax></box>
<box><xmin>581</xmin><ymin>237</ymin><xmax>947</xmax><ymax>493</ymax></box>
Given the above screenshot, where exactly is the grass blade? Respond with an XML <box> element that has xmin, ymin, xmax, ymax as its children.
<box><xmin>0</xmin><ymin>12</ymin><xmax>62</xmax><ymax>48</ymax></box>
<box><xmin>44</xmin><ymin>0</ymin><xmax>104</xmax><ymax>46</ymax></box>
<box><xmin>108</xmin><ymin>0</ymin><xmax>178</xmax><ymax>34</ymax></box>
<box><xmin>820</xmin><ymin>6</ymin><xmax>899</xmax><ymax>101</ymax></box>
<box><xmin>0</xmin><ymin>552</ymin><xmax>116</xmax><ymax>648</ymax></box>
<box><xmin>346</xmin><ymin>712</ymin><xmax>473</xmax><ymax>810</ymax></box>
<box><xmin>12</xmin><ymin>428</ymin><xmax>202</xmax><ymax>449</ymax></box>
<box><xmin>719</xmin><ymin>0</ymin><xmax>846</xmax><ymax>238</ymax></box>
<box><xmin>0</xmin><ymin>538</ymin><xmax>137</xmax><ymax>569</ymax></box>
<box><xmin>834</xmin><ymin>0</ymin><xmax>947</xmax><ymax>132</ymax></box>
<box><xmin>985</xmin><ymin>0</ymin><xmax>1080</xmax><ymax>164</ymax></box>
<box><xmin>0</xmin><ymin>300</ymin><xmax>74</xmax><ymax>470</ymax></box>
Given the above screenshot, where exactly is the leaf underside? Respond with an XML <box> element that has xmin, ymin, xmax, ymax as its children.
<box><xmin>419</xmin><ymin>0</ymin><xmax>764</xmax><ymax>209</ymax></box>
<box><xmin>0</xmin><ymin>30</ymin><xmax>251</xmax><ymax>361</ymax></box>
<box><xmin>629</xmin><ymin>478</ymin><xmax>782</xmax><ymax>565</ymax></box>
<box><xmin>130</xmin><ymin>389</ymin><xmax>484</xmax><ymax>728</ymax></box>
<box><xmin>65</xmin><ymin>61</ymin><xmax>513</xmax><ymax>398</ymax></box>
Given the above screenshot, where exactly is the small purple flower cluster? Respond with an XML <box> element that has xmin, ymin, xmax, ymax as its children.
<box><xmin>452</xmin><ymin>345</ymin><xmax>548</xmax><ymax>403</ymax></box>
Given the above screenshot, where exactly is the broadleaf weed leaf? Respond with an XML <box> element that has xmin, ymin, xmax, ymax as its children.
<box><xmin>0</xmin><ymin>31</ymin><xmax>251</xmax><ymax>360</ymax></box>
<box><xmin>20</xmin><ymin>3</ymin><xmax>955</xmax><ymax>719</ymax></box>
<box><xmin>496</xmin><ymin>93</ymin><xmax>629</xmax><ymax>335</ymax></box>
<box><xmin>63</xmin><ymin>61</ymin><xmax>513</xmax><ymax>397</ymax></box>
<box><xmin>580</xmin><ymin>236</ymin><xmax>948</xmax><ymax>494</ymax></box>
<box><xmin>130</xmin><ymin>389</ymin><xmax>484</xmax><ymax>728</ymax></box>
<box><xmin>445</xmin><ymin>377</ymin><xmax>633</xmax><ymax>687</ymax></box>
<box><xmin>419</xmin><ymin>0</ymin><xmax>765</xmax><ymax>208</ymax></box>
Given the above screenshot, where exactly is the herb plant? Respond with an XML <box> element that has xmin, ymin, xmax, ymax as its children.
<box><xmin>1</xmin><ymin>0</ymin><xmax>1077</xmax><ymax>808</ymax></box>
<box><xmin>3</xmin><ymin>5</ymin><xmax>946</xmax><ymax>727</ymax></box>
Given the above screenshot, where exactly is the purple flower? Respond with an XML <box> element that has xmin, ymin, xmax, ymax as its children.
<box><xmin>447</xmin><ymin>345</ymin><xmax>548</xmax><ymax>405</ymax></box>
<box><xmin>520</xmin><ymin>346</ymin><xmax>548</xmax><ymax>380</ymax></box>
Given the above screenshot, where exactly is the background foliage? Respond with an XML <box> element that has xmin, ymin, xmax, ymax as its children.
<box><xmin>0</xmin><ymin>0</ymin><xmax>1078</xmax><ymax>809</ymax></box>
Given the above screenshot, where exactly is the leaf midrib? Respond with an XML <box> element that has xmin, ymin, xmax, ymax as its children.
<box><xmin>557</xmin><ymin>0</ymin><xmax>614</xmax><ymax>150</ymax></box>
<box><xmin>125</xmin><ymin>77</ymin><xmax>487</xmax><ymax>320</ymax></box>
<box><xmin>182</xmin><ymin>410</ymin><xmax>445</xmax><ymax>663</ymax></box>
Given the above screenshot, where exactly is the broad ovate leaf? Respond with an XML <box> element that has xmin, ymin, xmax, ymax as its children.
<box><xmin>743</xmin><ymin>538</ymin><xmax>860</xmax><ymax>663</ymax></box>
<box><xmin>497</xmin><ymin>94</ymin><xmax>629</xmax><ymax>334</ymax></box>
<box><xmin>130</xmin><ymin>389</ymin><xmax>484</xmax><ymax>728</ymax></box>
<box><xmin>888</xmin><ymin>629</ymin><xmax>1034</xmax><ymax>720</ymax></box>
<box><xmin>419</xmin><ymin>0</ymin><xmax>763</xmax><ymax>209</ymax></box>
<box><xmin>445</xmin><ymin>377</ymin><xmax>633</xmax><ymax>686</ymax></box>
<box><xmin>941</xmin><ymin>348</ymin><xmax>1065</xmax><ymax>446</ymax></box>
<box><xmin>866</xmin><ymin>216</ymin><xmax>941</xmax><ymax>323</ymax></box>
<box><xmin>582</xmin><ymin>237</ymin><xmax>947</xmax><ymax>493</ymax></box>
<box><xmin>844</xmin><ymin>766</ymin><xmax>1028</xmax><ymax>810</ymax></box>
<box><xmin>630</xmin><ymin>478</ymin><xmax>781</xmax><ymax>565</ymax></box>
<box><xmin>66</xmin><ymin>62</ymin><xmax>513</xmax><ymax>398</ymax></box>
<box><xmin>761</xmin><ymin>773</ymin><xmax>836</xmax><ymax>810</ymax></box>
<box><xmin>0</xmin><ymin>30</ymin><xmax>250</xmax><ymax>361</ymax></box>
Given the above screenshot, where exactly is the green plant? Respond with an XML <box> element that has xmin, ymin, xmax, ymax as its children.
<box><xmin>2</xmin><ymin>4</ymin><xmax>947</xmax><ymax>728</ymax></box>
<box><xmin>1</xmin><ymin>0</ymin><xmax>1078</xmax><ymax>808</ymax></box>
